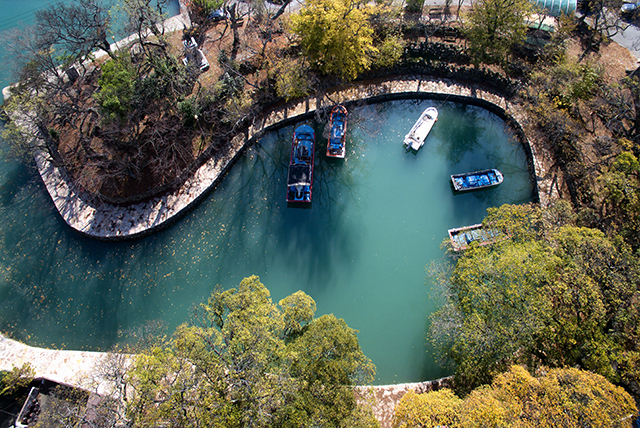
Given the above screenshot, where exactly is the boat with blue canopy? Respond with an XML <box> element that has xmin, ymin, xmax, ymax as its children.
<box><xmin>286</xmin><ymin>125</ymin><xmax>315</xmax><ymax>203</ymax></box>
<box><xmin>451</xmin><ymin>169</ymin><xmax>503</xmax><ymax>191</ymax></box>
<box><xmin>326</xmin><ymin>105</ymin><xmax>348</xmax><ymax>158</ymax></box>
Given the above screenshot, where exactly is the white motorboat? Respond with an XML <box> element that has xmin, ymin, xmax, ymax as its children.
<box><xmin>403</xmin><ymin>107</ymin><xmax>438</xmax><ymax>151</ymax></box>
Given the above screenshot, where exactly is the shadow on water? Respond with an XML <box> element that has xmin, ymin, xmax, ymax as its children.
<box><xmin>185</xmin><ymin>122</ymin><xmax>367</xmax><ymax>293</ymax></box>
<box><xmin>433</xmin><ymin>104</ymin><xmax>484</xmax><ymax>165</ymax></box>
<box><xmin>273</xmin><ymin>123</ymin><xmax>366</xmax><ymax>290</ymax></box>
<box><xmin>0</xmin><ymin>98</ymin><xmax>535</xmax><ymax>383</ymax></box>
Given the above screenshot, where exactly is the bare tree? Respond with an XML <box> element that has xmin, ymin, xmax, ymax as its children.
<box><xmin>577</xmin><ymin>0</ymin><xmax>627</xmax><ymax>53</ymax></box>
<box><xmin>34</xmin><ymin>0</ymin><xmax>116</xmax><ymax>61</ymax></box>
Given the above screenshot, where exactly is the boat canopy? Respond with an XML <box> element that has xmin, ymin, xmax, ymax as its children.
<box><xmin>531</xmin><ymin>0</ymin><xmax>576</xmax><ymax>17</ymax></box>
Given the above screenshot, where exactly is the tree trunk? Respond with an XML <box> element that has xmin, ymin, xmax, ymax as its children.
<box><xmin>227</xmin><ymin>3</ymin><xmax>241</xmax><ymax>61</ymax></box>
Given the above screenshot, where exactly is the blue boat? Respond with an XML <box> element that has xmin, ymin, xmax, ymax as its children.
<box><xmin>286</xmin><ymin>125</ymin><xmax>315</xmax><ymax>203</ymax></box>
<box><xmin>326</xmin><ymin>105</ymin><xmax>348</xmax><ymax>158</ymax></box>
<box><xmin>451</xmin><ymin>169</ymin><xmax>503</xmax><ymax>191</ymax></box>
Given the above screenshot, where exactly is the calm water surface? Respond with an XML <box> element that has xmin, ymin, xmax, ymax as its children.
<box><xmin>0</xmin><ymin>0</ymin><xmax>180</xmax><ymax>102</ymax></box>
<box><xmin>0</xmin><ymin>0</ymin><xmax>533</xmax><ymax>387</ymax></box>
<box><xmin>0</xmin><ymin>93</ymin><xmax>534</xmax><ymax>383</ymax></box>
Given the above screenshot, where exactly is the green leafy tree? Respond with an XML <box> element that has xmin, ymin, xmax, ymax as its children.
<box><xmin>0</xmin><ymin>363</ymin><xmax>34</xmax><ymax>397</ymax></box>
<box><xmin>126</xmin><ymin>276</ymin><xmax>378</xmax><ymax>428</ymax></box>
<box><xmin>290</xmin><ymin>0</ymin><xmax>378</xmax><ymax>80</ymax></box>
<box><xmin>372</xmin><ymin>34</ymin><xmax>405</xmax><ymax>69</ymax></box>
<box><xmin>393</xmin><ymin>365</ymin><xmax>637</xmax><ymax>427</ymax></box>
<box><xmin>393</xmin><ymin>389</ymin><xmax>462</xmax><ymax>428</ymax></box>
<box><xmin>283</xmin><ymin>315</ymin><xmax>377</xmax><ymax>427</ymax></box>
<box><xmin>270</xmin><ymin>56</ymin><xmax>313</xmax><ymax>101</ymax></box>
<box><xmin>431</xmin><ymin>203</ymin><xmax>640</xmax><ymax>393</ymax></box>
<box><xmin>94</xmin><ymin>55</ymin><xmax>137</xmax><ymax>123</ymax></box>
<box><xmin>464</xmin><ymin>0</ymin><xmax>533</xmax><ymax>67</ymax></box>
<box><xmin>598</xmin><ymin>151</ymin><xmax>640</xmax><ymax>248</ymax></box>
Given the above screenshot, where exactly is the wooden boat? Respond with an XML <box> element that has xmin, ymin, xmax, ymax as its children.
<box><xmin>448</xmin><ymin>223</ymin><xmax>508</xmax><ymax>251</ymax></box>
<box><xmin>286</xmin><ymin>124</ymin><xmax>315</xmax><ymax>203</ymax></box>
<box><xmin>326</xmin><ymin>105</ymin><xmax>348</xmax><ymax>158</ymax></box>
<box><xmin>451</xmin><ymin>169</ymin><xmax>503</xmax><ymax>191</ymax></box>
<box><xmin>403</xmin><ymin>107</ymin><xmax>438</xmax><ymax>151</ymax></box>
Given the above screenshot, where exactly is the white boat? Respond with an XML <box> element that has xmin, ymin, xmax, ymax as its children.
<box><xmin>403</xmin><ymin>107</ymin><xmax>438</xmax><ymax>151</ymax></box>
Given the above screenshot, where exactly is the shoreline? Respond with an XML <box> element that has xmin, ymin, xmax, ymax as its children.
<box><xmin>18</xmin><ymin>75</ymin><xmax>553</xmax><ymax>240</ymax></box>
<box><xmin>0</xmin><ymin>77</ymin><xmax>550</xmax><ymax>426</ymax></box>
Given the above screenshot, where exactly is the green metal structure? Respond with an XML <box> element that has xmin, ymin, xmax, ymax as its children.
<box><xmin>532</xmin><ymin>0</ymin><xmax>577</xmax><ymax>16</ymax></box>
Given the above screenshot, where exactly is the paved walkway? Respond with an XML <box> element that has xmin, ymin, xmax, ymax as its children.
<box><xmin>611</xmin><ymin>20</ymin><xmax>640</xmax><ymax>62</ymax></box>
<box><xmin>29</xmin><ymin>76</ymin><xmax>555</xmax><ymax>240</ymax></box>
<box><xmin>0</xmin><ymin>333</ymin><xmax>449</xmax><ymax>428</ymax></box>
<box><xmin>0</xmin><ymin>334</ymin><xmax>122</xmax><ymax>395</ymax></box>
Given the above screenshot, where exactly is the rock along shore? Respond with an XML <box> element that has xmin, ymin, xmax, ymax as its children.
<box><xmin>22</xmin><ymin>76</ymin><xmax>553</xmax><ymax>240</ymax></box>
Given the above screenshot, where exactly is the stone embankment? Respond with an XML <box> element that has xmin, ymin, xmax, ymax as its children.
<box><xmin>358</xmin><ymin>377</ymin><xmax>453</xmax><ymax>428</ymax></box>
<box><xmin>0</xmin><ymin>334</ymin><xmax>121</xmax><ymax>396</ymax></box>
<box><xmin>24</xmin><ymin>76</ymin><xmax>552</xmax><ymax>240</ymax></box>
<box><xmin>0</xmin><ymin>333</ymin><xmax>450</xmax><ymax>428</ymax></box>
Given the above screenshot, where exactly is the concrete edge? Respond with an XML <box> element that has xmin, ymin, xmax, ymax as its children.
<box><xmin>0</xmin><ymin>332</ymin><xmax>450</xmax><ymax>428</ymax></box>
<box><xmin>12</xmin><ymin>75</ymin><xmax>553</xmax><ymax>240</ymax></box>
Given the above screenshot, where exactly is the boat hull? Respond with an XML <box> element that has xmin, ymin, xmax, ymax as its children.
<box><xmin>326</xmin><ymin>105</ymin><xmax>348</xmax><ymax>158</ymax></box>
<box><xmin>286</xmin><ymin>125</ymin><xmax>315</xmax><ymax>203</ymax></box>
<box><xmin>448</xmin><ymin>223</ymin><xmax>508</xmax><ymax>251</ymax></box>
<box><xmin>403</xmin><ymin>107</ymin><xmax>438</xmax><ymax>151</ymax></box>
<box><xmin>451</xmin><ymin>169</ymin><xmax>503</xmax><ymax>191</ymax></box>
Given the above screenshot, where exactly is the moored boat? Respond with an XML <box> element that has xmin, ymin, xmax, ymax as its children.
<box><xmin>286</xmin><ymin>124</ymin><xmax>315</xmax><ymax>203</ymax></box>
<box><xmin>326</xmin><ymin>105</ymin><xmax>348</xmax><ymax>158</ymax></box>
<box><xmin>451</xmin><ymin>169</ymin><xmax>503</xmax><ymax>191</ymax></box>
<box><xmin>403</xmin><ymin>107</ymin><xmax>438</xmax><ymax>151</ymax></box>
<box><xmin>448</xmin><ymin>223</ymin><xmax>508</xmax><ymax>251</ymax></box>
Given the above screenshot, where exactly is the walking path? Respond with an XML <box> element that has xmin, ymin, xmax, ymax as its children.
<box><xmin>0</xmin><ymin>333</ymin><xmax>449</xmax><ymax>428</ymax></box>
<box><xmin>26</xmin><ymin>76</ymin><xmax>554</xmax><ymax>240</ymax></box>
<box><xmin>0</xmin><ymin>334</ymin><xmax>120</xmax><ymax>396</ymax></box>
<box><xmin>1</xmin><ymin>74</ymin><xmax>555</xmax><ymax>426</ymax></box>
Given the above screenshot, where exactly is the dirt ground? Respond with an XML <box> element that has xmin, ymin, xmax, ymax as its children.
<box><xmin>567</xmin><ymin>36</ymin><xmax>638</xmax><ymax>81</ymax></box>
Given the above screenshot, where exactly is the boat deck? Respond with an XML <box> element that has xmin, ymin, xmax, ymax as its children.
<box><xmin>448</xmin><ymin>223</ymin><xmax>508</xmax><ymax>251</ymax></box>
<box><xmin>451</xmin><ymin>169</ymin><xmax>503</xmax><ymax>191</ymax></box>
<box><xmin>287</xmin><ymin>164</ymin><xmax>311</xmax><ymax>186</ymax></box>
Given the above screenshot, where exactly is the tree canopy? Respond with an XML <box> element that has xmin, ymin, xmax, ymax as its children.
<box><xmin>464</xmin><ymin>0</ymin><xmax>533</xmax><ymax>66</ymax></box>
<box><xmin>125</xmin><ymin>276</ymin><xmax>378</xmax><ymax>428</ymax></box>
<box><xmin>393</xmin><ymin>365</ymin><xmax>637</xmax><ymax>428</ymax></box>
<box><xmin>2</xmin><ymin>0</ymin><xmax>203</xmax><ymax>199</ymax></box>
<box><xmin>430</xmin><ymin>203</ymin><xmax>640</xmax><ymax>394</ymax></box>
<box><xmin>290</xmin><ymin>0</ymin><xmax>378</xmax><ymax>80</ymax></box>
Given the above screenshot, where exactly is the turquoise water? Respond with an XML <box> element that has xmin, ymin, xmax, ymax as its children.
<box><xmin>0</xmin><ymin>0</ymin><xmax>534</xmax><ymax>387</ymax></box>
<box><xmin>0</xmin><ymin>0</ymin><xmax>180</xmax><ymax>102</ymax></box>
<box><xmin>0</xmin><ymin>95</ymin><xmax>534</xmax><ymax>384</ymax></box>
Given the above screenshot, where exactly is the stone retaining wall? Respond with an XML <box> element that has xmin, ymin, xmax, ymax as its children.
<box><xmin>357</xmin><ymin>376</ymin><xmax>454</xmax><ymax>428</ymax></box>
<box><xmin>28</xmin><ymin>75</ymin><xmax>553</xmax><ymax>240</ymax></box>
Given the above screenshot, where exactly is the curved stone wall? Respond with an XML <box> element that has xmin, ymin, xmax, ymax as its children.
<box><xmin>33</xmin><ymin>75</ymin><xmax>553</xmax><ymax>240</ymax></box>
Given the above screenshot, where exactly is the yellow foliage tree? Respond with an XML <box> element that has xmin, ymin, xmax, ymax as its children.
<box><xmin>290</xmin><ymin>0</ymin><xmax>377</xmax><ymax>80</ymax></box>
<box><xmin>393</xmin><ymin>366</ymin><xmax>637</xmax><ymax>428</ymax></box>
<box><xmin>393</xmin><ymin>389</ymin><xmax>461</xmax><ymax>428</ymax></box>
